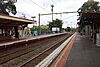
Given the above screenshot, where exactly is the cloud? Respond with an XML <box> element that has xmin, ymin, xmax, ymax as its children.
<box><xmin>14</xmin><ymin>0</ymin><xmax>99</xmax><ymax>28</ymax></box>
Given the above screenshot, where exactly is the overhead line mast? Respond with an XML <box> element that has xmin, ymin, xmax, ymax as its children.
<box><xmin>38</xmin><ymin>11</ymin><xmax>77</xmax><ymax>34</ymax></box>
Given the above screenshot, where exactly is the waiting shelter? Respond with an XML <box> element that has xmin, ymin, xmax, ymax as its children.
<box><xmin>0</xmin><ymin>14</ymin><xmax>36</xmax><ymax>41</ymax></box>
<box><xmin>78</xmin><ymin>12</ymin><xmax>100</xmax><ymax>46</ymax></box>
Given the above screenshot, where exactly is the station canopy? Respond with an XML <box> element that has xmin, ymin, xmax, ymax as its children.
<box><xmin>0</xmin><ymin>14</ymin><xmax>36</xmax><ymax>25</ymax></box>
<box><xmin>78</xmin><ymin>12</ymin><xmax>100</xmax><ymax>25</ymax></box>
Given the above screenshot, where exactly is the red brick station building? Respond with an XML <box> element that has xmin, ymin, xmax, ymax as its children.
<box><xmin>0</xmin><ymin>14</ymin><xmax>36</xmax><ymax>41</ymax></box>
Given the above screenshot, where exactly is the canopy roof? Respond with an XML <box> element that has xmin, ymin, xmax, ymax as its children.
<box><xmin>81</xmin><ymin>12</ymin><xmax>100</xmax><ymax>18</ymax></box>
<box><xmin>0</xmin><ymin>15</ymin><xmax>36</xmax><ymax>25</ymax></box>
<box><xmin>78</xmin><ymin>12</ymin><xmax>100</xmax><ymax>25</ymax></box>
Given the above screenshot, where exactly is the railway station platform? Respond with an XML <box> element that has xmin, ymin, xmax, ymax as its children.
<box><xmin>51</xmin><ymin>33</ymin><xmax>100</xmax><ymax>67</ymax></box>
<box><xmin>0</xmin><ymin>33</ymin><xmax>67</xmax><ymax>47</ymax></box>
<box><xmin>65</xmin><ymin>34</ymin><xmax>100</xmax><ymax>67</ymax></box>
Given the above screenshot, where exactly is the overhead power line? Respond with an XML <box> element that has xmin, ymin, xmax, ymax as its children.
<box><xmin>17</xmin><ymin>11</ymin><xmax>31</xmax><ymax>16</ymax></box>
<box><xmin>40</xmin><ymin>11</ymin><xmax>77</xmax><ymax>16</ymax></box>
<box><xmin>29</xmin><ymin>0</ymin><xmax>49</xmax><ymax>12</ymax></box>
<box><xmin>23</xmin><ymin>0</ymin><xmax>49</xmax><ymax>12</ymax></box>
<box><xmin>52</xmin><ymin>0</ymin><xmax>66</xmax><ymax>11</ymax></box>
<box><xmin>52</xmin><ymin>0</ymin><xmax>56</xmax><ymax>4</ymax></box>
<box><xmin>63</xmin><ymin>14</ymin><xmax>77</xmax><ymax>20</ymax></box>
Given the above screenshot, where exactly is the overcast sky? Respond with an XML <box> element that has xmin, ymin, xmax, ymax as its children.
<box><xmin>13</xmin><ymin>0</ymin><xmax>100</xmax><ymax>28</ymax></box>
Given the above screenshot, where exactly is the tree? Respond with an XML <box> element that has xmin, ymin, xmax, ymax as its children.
<box><xmin>0</xmin><ymin>0</ymin><xmax>17</xmax><ymax>15</ymax></box>
<box><xmin>49</xmin><ymin>19</ymin><xmax>63</xmax><ymax>32</ymax></box>
<box><xmin>66</xmin><ymin>27</ymin><xmax>71</xmax><ymax>32</ymax></box>
<box><xmin>31</xmin><ymin>26</ymin><xmax>40</xmax><ymax>31</ymax></box>
<box><xmin>40</xmin><ymin>25</ymin><xmax>49</xmax><ymax>31</ymax></box>
<box><xmin>78</xmin><ymin>0</ymin><xmax>100</xmax><ymax>13</ymax></box>
<box><xmin>78</xmin><ymin>0</ymin><xmax>100</xmax><ymax>31</ymax></box>
<box><xmin>31</xmin><ymin>25</ymin><xmax>49</xmax><ymax>31</ymax></box>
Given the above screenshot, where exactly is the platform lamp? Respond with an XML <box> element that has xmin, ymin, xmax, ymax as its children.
<box><xmin>31</xmin><ymin>16</ymin><xmax>36</xmax><ymax>25</ymax></box>
<box><xmin>31</xmin><ymin>16</ymin><xmax>36</xmax><ymax>20</ymax></box>
<box><xmin>29</xmin><ymin>16</ymin><xmax>36</xmax><ymax>28</ymax></box>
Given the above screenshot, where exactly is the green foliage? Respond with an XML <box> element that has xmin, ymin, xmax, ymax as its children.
<box><xmin>0</xmin><ymin>1</ymin><xmax>17</xmax><ymax>15</ymax></box>
<box><xmin>78</xmin><ymin>1</ymin><xmax>100</xmax><ymax>31</ymax></box>
<box><xmin>40</xmin><ymin>25</ymin><xmax>49</xmax><ymax>31</ymax></box>
<box><xmin>31</xmin><ymin>26</ymin><xmax>39</xmax><ymax>31</ymax></box>
<box><xmin>48</xmin><ymin>18</ymin><xmax>63</xmax><ymax>32</ymax></box>
<box><xmin>79</xmin><ymin>1</ymin><xmax>100</xmax><ymax>12</ymax></box>
<box><xmin>66</xmin><ymin>27</ymin><xmax>71</xmax><ymax>32</ymax></box>
<box><xmin>31</xmin><ymin>25</ymin><xmax>49</xmax><ymax>31</ymax></box>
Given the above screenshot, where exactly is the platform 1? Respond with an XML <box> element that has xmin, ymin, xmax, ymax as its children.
<box><xmin>0</xmin><ymin>33</ymin><xmax>67</xmax><ymax>47</ymax></box>
<box><xmin>65</xmin><ymin>34</ymin><xmax>100</xmax><ymax>67</ymax></box>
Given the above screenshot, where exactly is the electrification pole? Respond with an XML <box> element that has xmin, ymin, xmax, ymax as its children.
<box><xmin>38</xmin><ymin>11</ymin><xmax>77</xmax><ymax>34</ymax></box>
<box><xmin>38</xmin><ymin>13</ymin><xmax>40</xmax><ymax>35</ymax></box>
<box><xmin>51</xmin><ymin>5</ymin><xmax>54</xmax><ymax>22</ymax></box>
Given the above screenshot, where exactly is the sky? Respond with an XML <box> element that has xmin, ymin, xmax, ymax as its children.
<box><xmin>12</xmin><ymin>0</ymin><xmax>100</xmax><ymax>28</ymax></box>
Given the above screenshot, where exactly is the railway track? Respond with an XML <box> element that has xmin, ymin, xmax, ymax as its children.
<box><xmin>0</xmin><ymin>34</ymin><xmax>72</xmax><ymax>67</ymax></box>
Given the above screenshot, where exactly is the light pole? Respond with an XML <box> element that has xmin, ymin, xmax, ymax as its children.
<box><xmin>51</xmin><ymin>5</ymin><xmax>54</xmax><ymax>22</ymax></box>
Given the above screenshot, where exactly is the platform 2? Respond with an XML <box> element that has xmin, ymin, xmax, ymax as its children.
<box><xmin>65</xmin><ymin>34</ymin><xmax>100</xmax><ymax>67</ymax></box>
<box><xmin>50</xmin><ymin>33</ymin><xmax>100</xmax><ymax>67</ymax></box>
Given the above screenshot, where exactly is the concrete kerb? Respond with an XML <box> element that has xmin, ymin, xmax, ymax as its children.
<box><xmin>35</xmin><ymin>32</ymin><xmax>77</xmax><ymax>67</ymax></box>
